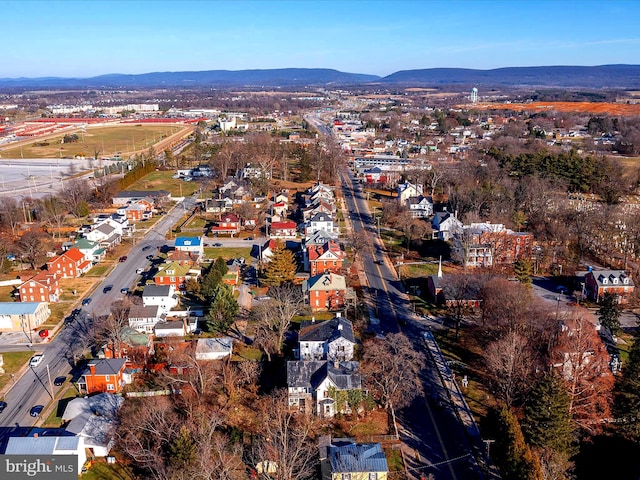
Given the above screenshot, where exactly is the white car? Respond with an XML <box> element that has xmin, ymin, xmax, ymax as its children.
<box><xmin>136</xmin><ymin>268</ymin><xmax>144</xmax><ymax>274</ymax></box>
<box><xmin>29</xmin><ymin>354</ymin><xmax>43</xmax><ymax>367</ymax></box>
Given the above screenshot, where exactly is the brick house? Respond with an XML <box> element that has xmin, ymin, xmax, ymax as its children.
<box><xmin>585</xmin><ymin>269</ymin><xmax>635</xmax><ymax>304</ymax></box>
<box><xmin>77</xmin><ymin>358</ymin><xmax>128</xmax><ymax>394</ymax></box>
<box><xmin>453</xmin><ymin>223</ymin><xmax>533</xmax><ymax>267</ymax></box>
<box><xmin>153</xmin><ymin>261</ymin><xmax>194</xmax><ymax>290</ymax></box>
<box><xmin>47</xmin><ymin>248</ymin><xmax>92</xmax><ymax>278</ymax></box>
<box><xmin>306</xmin><ymin>240</ymin><xmax>345</xmax><ymax>276</ymax></box>
<box><xmin>19</xmin><ymin>270</ymin><xmax>61</xmax><ymax>303</ymax></box>
<box><xmin>210</xmin><ymin>213</ymin><xmax>241</xmax><ymax>236</ymax></box>
<box><xmin>303</xmin><ymin>273</ymin><xmax>347</xmax><ymax>312</ymax></box>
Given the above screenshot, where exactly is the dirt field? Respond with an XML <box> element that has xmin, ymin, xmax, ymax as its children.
<box><xmin>476</xmin><ymin>101</ymin><xmax>640</xmax><ymax>116</ymax></box>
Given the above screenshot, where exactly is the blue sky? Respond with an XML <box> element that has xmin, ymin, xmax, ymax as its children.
<box><xmin>2</xmin><ymin>0</ymin><xmax>640</xmax><ymax>78</ymax></box>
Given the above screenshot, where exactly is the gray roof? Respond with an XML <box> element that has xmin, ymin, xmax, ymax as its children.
<box><xmin>328</xmin><ymin>441</ymin><xmax>388</xmax><ymax>473</ymax></box>
<box><xmin>299</xmin><ymin>317</ymin><xmax>355</xmax><ymax>344</ymax></box>
<box><xmin>114</xmin><ymin>190</ymin><xmax>169</xmax><ymax>199</ymax></box>
<box><xmin>589</xmin><ymin>269</ymin><xmax>635</xmax><ymax>288</ymax></box>
<box><xmin>5</xmin><ymin>436</ymin><xmax>81</xmax><ymax>454</ymax></box>
<box><xmin>142</xmin><ymin>285</ymin><xmax>173</xmax><ymax>297</ymax></box>
<box><xmin>129</xmin><ymin>304</ymin><xmax>163</xmax><ymax>320</ymax></box>
<box><xmin>287</xmin><ymin>360</ymin><xmax>360</xmax><ymax>390</ymax></box>
<box><xmin>62</xmin><ymin>393</ymin><xmax>124</xmax><ymax>422</ymax></box>
<box><xmin>154</xmin><ymin>320</ymin><xmax>185</xmax><ymax>331</ymax></box>
<box><xmin>63</xmin><ymin>394</ymin><xmax>123</xmax><ymax>449</ymax></box>
<box><xmin>196</xmin><ymin>337</ymin><xmax>233</xmax><ymax>354</ymax></box>
<box><xmin>81</xmin><ymin>358</ymin><xmax>126</xmax><ymax>377</ymax></box>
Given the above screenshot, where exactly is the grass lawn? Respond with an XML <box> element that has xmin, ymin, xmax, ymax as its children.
<box><xmin>204</xmin><ymin>247</ymin><xmax>252</xmax><ymax>261</ymax></box>
<box><xmin>0</xmin><ymin>285</ymin><xmax>16</xmax><ymax>302</ymax></box>
<box><xmin>129</xmin><ymin>170</ymin><xmax>200</xmax><ymax>197</ymax></box>
<box><xmin>43</xmin><ymin>384</ymin><xmax>79</xmax><ymax>428</ymax></box>
<box><xmin>232</xmin><ymin>343</ymin><xmax>263</xmax><ymax>361</ymax></box>
<box><xmin>0</xmin><ymin>351</ymin><xmax>35</xmax><ymax>392</ymax></box>
<box><xmin>185</xmin><ymin>215</ymin><xmax>208</xmax><ymax>229</ymax></box>
<box><xmin>82</xmin><ymin>460</ymin><xmax>138</xmax><ymax>480</ymax></box>
<box><xmin>398</xmin><ymin>263</ymin><xmax>439</xmax><ymax>279</ymax></box>
<box><xmin>291</xmin><ymin>311</ymin><xmax>334</xmax><ymax>325</ymax></box>
<box><xmin>384</xmin><ymin>446</ymin><xmax>405</xmax><ymax>475</ymax></box>
<box><xmin>41</xmin><ymin>302</ymin><xmax>72</xmax><ymax>328</ymax></box>
<box><xmin>86</xmin><ymin>265</ymin><xmax>110</xmax><ymax>277</ymax></box>
<box><xmin>59</xmin><ymin>277</ymin><xmax>99</xmax><ymax>300</ymax></box>
<box><xmin>0</xmin><ymin>124</ymin><xmax>185</xmax><ymax>159</ymax></box>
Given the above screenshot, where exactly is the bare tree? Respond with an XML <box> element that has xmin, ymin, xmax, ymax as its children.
<box><xmin>250</xmin><ymin>390</ymin><xmax>319</xmax><ymax>480</ymax></box>
<box><xmin>162</xmin><ymin>347</ymin><xmax>224</xmax><ymax>398</ymax></box>
<box><xmin>17</xmin><ymin>230</ymin><xmax>46</xmax><ymax>270</ymax></box>
<box><xmin>62</xmin><ymin>178</ymin><xmax>91</xmax><ymax>217</ymax></box>
<box><xmin>92</xmin><ymin>299</ymin><xmax>132</xmax><ymax>358</ymax></box>
<box><xmin>38</xmin><ymin>195</ymin><xmax>67</xmax><ymax>239</ymax></box>
<box><xmin>485</xmin><ymin>331</ymin><xmax>536</xmax><ymax>407</ymax></box>
<box><xmin>0</xmin><ymin>197</ymin><xmax>23</xmax><ymax>236</ymax></box>
<box><xmin>361</xmin><ymin>333</ymin><xmax>425</xmax><ymax>409</ymax></box>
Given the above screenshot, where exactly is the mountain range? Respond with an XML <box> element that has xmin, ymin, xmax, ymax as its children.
<box><xmin>1</xmin><ymin>65</ymin><xmax>640</xmax><ymax>89</ymax></box>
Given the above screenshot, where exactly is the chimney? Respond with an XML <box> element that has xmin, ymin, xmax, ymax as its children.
<box><xmin>336</xmin><ymin>312</ymin><xmax>341</xmax><ymax>318</ymax></box>
<box><xmin>89</xmin><ymin>363</ymin><xmax>96</xmax><ymax>375</ymax></box>
<box><xmin>337</xmin><ymin>323</ymin><xmax>343</xmax><ymax>331</ymax></box>
<box><xmin>311</xmin><ymin>316</ymin><xmax>315</xmax><ymax>323</ymax></box>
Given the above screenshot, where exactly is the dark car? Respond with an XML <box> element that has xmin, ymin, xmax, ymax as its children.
<box><xmin>30</xmin><ymin>405</ymin><xmax>44</xmax><ymax>417</ymax></box>
<box><xmin>103</xmin><ymin>285</ymin><xmax>113</xmax><ymax>293</ymax></box>
<box><xmin>146</xmin><ymin>255</ymin><xmax>154</xmax><ymax>260</ymax></box>
<box><xmin>53</xmin><ymin>376</ymin><xmax>66</xmax><ymax>387</ymax></box>
<box><xmin>0</xmin><ymin>401</ymin><xmax>7</xmax><ymax>413</ymax></box>
<box><xmin>81</xmin><ymin>297</ymin><xmax>92</xmax><ymax>306</ymax></box>
<box><xmin>213</xmin><ymin>243</ymin><xmax>223</xmax><ymax>247</ymax></box>
<box><xmin>119</xmin><ymin>256</ymin><xmax>128</xmax><ymax>262</ymax></box>
<box><xmin>142</xmin><ymin>245</ymin><xmax>152</xmax><ymax>251</ymax></box>
<box><xmin>120</xmin><ymin>287</ymin><xmax>130</xmax><ymax>294</ymax></box>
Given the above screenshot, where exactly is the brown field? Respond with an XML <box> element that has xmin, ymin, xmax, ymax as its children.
<box><xmin>475</xmin><ymin>101</ymin><xmax>640</xmax><ymax>116</ymax></box>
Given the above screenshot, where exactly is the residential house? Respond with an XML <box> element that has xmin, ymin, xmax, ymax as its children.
<box><xmin>304</xmin><ymin>212</ymin><xmax>337</xmax><ymax>236</ymax></box>
<box><xmin>195</xmin><ymin>337</ymin><xmax>234</xmax><ymax>360</ymax></box>
<box><xmin>142</xmin><ymin>284</ymin><xmax>179</xmax><ymax>315</ymax></box>
<box><xmin>112</xmin><ymin>190</ymin><xmax>170</xmax><ymax>207</ymax></box>
<box><xmin>175</xmin><ymin>236</ymin><xmax>204</xmax><ymax>262</ymax></box>
<box><xmin>99</xmin><ymin>326</ymin><xmax>154</xmax><ymax>360</ymax></box>
<box><xmin>77</xmin><ymin>358</ymin><xmax>128</xmax><ymax>394</ymax></box>
<box><xmin>298</xmin><ymin>314</ymin><xmax>355</xmax><ymax>361</ymax></box>
<box><xmin>19</xmin><ymin>270</ymin><xmax>61</xmax><ymax>303</ymax></box>
<box><xmin>73</xmin><ymin>237</ymin><xmax>106</xmax><ymax>264</ymax></box>
<box><xmin>585</xmin><ymin>269</ymin><xmax>635</xmax><ymax>304</ymax></box>
<box><xmin>260</xmin><ymin>239</ymin><xmax>278</xmax><ymax>262</ymax></box>
<box><xmin>304</xmin><ymin>229</ymin><xmax>339</xmax><ymax>247</ymax></box>
<box><xmin>210</xmin><ymin>213</ymin><xmax>241</xmax><ymax>236</ymax></box>
<box><xmin>128</xmin><ymin>305</ymin><xmax>166</xmax><ymax>334</ymax></box>
<box><xmin>397</xmin><ymin>182</ymin><xmax>423</xmax><ymax>204</ymax></box>
<box><xmin>303</xmin><ymin>273</ymin><xmax>348</xmax><ymax>312</ymax></box>
<box><xmin>0</xmin><ymin>301</ymin><xmax>50</xmax><ymax>334</ymax></box>
<box><xmin>205</xmin><ymin>197</ymin><xmax>233</xmax><ymax>213</ymax></box>
<box><xmin>432</xmin><ymin>211</ymin><xmax>463</xmax><ymax>241</ymax></box>
<box><xmin>270</xmin><ymin>221</ymin><xmax>298</xmax><ymax>239</ymax></box>
<box><xmin>118</xmin><ymin>199</ymin><xmax>153</xmax><ymax>222</ymax></box>
<box><xmin>240</xmin><ymin>163</ymin><xmax>271</xmax><ymax>179</ymax></box>
<box><xmin>287</xmin><ymin>360</ymin><xmax>361</xmax><ymax>417</ymax></box>
<box><xmin>406</xmin><ymin>195</ymin><xmax>434</xmax><ymax>218</ymax></box>
<box><xmin>453</xmin><ymin>223</ymin><xmax>533</xmax><ymax>267</ymax></box>
<box><xmin>5</xmin><ymin>437</ymin><xmax>86</xmax><ymax>474</ymax></box>
<box><xmin>62</xmin><ymin>393</ymin><xmax>124</xmax><ymax>457</ymax></box>
<box><xmin>47</xmin><ymin>247</ymin><xmax>92</xmax><ymax>278</ymax></box>
<box><xmin>302</xmin><ymin>199</ymin><xmax>336</xmax><ymax>222</ymax></box>
<box><xmin>154</xmin><ymin>261</ymin><xmax>198</xmax><ymax>291</ymax></box>
<box><xmin>154</xmin><ymin>319</ymin><xmax>191</xmax><ymax>338</ymax></box>
<box><xmin>166</xmin><ymin>249</ymin><xmax>200</xmax><ymax>267</ymax></box>
<box><xmin>306</xmin><ymin>240</ymin><xmax>345</xmax><ymax>276</ymax></box>
<box><xmin>223</xmin><ymin>264</ymin><xmax>241</xmax><ymax>285</ymax></box>
<box><xmin>85</xmin><ymin>222</ymin><xmax>122</xmax><ymax>250</ymax></box>
<box><xmin>320</xmin><ymin>437</ymin><xmax>389</xmax><ymax>480</ymax></box>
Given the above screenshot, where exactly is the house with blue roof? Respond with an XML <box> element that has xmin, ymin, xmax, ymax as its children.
<box><xmin>174</xmin><ymin>236</ymin><xmax>204</xmax><ymax>261</ymax></box>
<box><xmin>319</xmin><ymin>436</ymin><xmax>388</xmax><ymax>480</ymax></box>
<box><xmin>0</xmin><ymin>302</ymin><xmax>50</xmax><ymax>334</ymax></box>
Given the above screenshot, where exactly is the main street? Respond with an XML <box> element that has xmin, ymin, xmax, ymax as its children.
<box><xmin>0</xmin><ymin>192</ymin><xmax>199</xmax><ymax>436</ymax></box>
<box><xmin>340</xmin><ymin>169</ymin><xmax>487</xmax><ymax>480</ymax></box>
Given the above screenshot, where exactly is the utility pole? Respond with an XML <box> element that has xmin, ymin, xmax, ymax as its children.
<box><xmin>46</xmin><ymin>364</ymin><xmax>54</xmax><ymax>399</ymax></box>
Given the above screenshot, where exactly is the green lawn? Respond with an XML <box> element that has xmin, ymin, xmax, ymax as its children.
<box><xmin>0</xmin><ymin>285</ymin><xmax>16</xmax><ymax>302</ymax></box>
<box><xmin>0</xmin><ymin>125</ymin><xmax>185</xmax><ymax>159</ymax></box>
<box><xmin>0</xmin><ymin>351</ymin><xmax>35</xmax><ymax>392</ymax></box>
<box><xmin>204</xmin><ymin>247</ymin><xmax>252</xmax><ymax>261</ymax></box>
<box><xmin>82</xmin><ymin>461</ymin><xmax>138</xmax><ymax>480</ymax></box>
<box><xmin>86</xmin><ymin>265</ymin><xmax>110</xmax><ymax>277</ymax></box>
<box><xmin>399</xmin><ymin>263</ymin><xmax>439</xmax><ymax>279</ymax></box>
<box><xmin>130</xmin><ymin>170</ymin><xmax>200</xmax><ymax>197</ymax></box>
<box><xmin>43</xmin><ymin>384</ymin><xmax>79</xmax><ymax>427</ymax></box>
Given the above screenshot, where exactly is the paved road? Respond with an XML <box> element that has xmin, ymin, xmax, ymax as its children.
<box><xmin>0</xmin><ymin>193</ymin><xmax>198</xmax><ymax>433</ymax></box>
<box><xmin>339</xmin><ymin>169</ymin><xmax>486</xmax><ymax>480</ymax></box>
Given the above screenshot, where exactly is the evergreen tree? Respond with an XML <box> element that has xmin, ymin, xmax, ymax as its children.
<box><xmin>494</xmin><ymin>407</ymin><xmax>544</xmax><ymax>480</ymax></box>
<box><xmin>513</xmin><ymin>258</ymin><xmax>533</xmax><ymax>285</ymax></box>
<box><xmin>168</xmin><ymin>425</ymin><xmax>196</xmax><ymax>469</ymax></box>
<box><xmin>614</xmin><ymin>330</ymin><xmax>640</xmax><ymax>440</ymax></box>
<box><xmin>598</xmin><ymin>292</ymin><xmax>621</xmax><ymax>336</ymax></box>
<box><xmin>262</xmin><ymin>246</ymin><xmax>297</xmax><ymax>286</ymax></box>
<box><xmin>213</xmin><ymin>256</ymin><xmax>228</xmax><ymax>277</ymax></box>
<box><xmin>523</xmin><ymin>374</ymin><xmax>575</xmax><ymax>456</ymax></box>
<box><xmin>205</xmin><ymin>284</ymin><xmax>239</xmax><ymax>333</ymax></box>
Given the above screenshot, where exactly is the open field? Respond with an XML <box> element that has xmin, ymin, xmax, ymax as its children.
<box><xmin>0</xmin><ymin>124</ymin><xmax>187</xmax><ymax>159</ymax></box>
<box><xmin>477</xmin><ymin>101</ymin><xmax>640</xmax><ymax>116</ymax></box>
<box><xmin>0</xmin><ymin>351</ymin><xmax>34</xmax><ymax>391</ymax></box>
<box><xmin>130</xmin><ymin>170</ymin><xmax>200</xmax><ymax>197</ymax></box>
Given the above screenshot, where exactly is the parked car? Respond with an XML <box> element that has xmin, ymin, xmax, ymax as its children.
<box><xmin>146</xmin><ymin>255</ymin><xmax>154</xmax><ymax>260</ymax></box>
<box><xmin>142</xmin><ymin>245</ymin><xmax>152</xmax><ymax>251</ymax></box>
<box><xmin>103</xmin><ymin>285</ymin><xmax>113</xmax><ymax>293</ymax></box>
<box><xmin>119</xmin><ymin>256</ymin><xmax>128</xmax><ymax>262</ymax></box>
<box><xmin>82</xmin><ymin>297</ymin><xmax>92</xmax><ymax>306</ymax></box>
<box><xmin>30</xmin><ymin>405</ymin><xmax>44</xmax><ymax>417</ymax></box>
<box><xmin>120</xmin><ymin>287</ymin><xmax>130</xmax><ymax>294</ymax></box>
<box><xmin>0</xmin><ymin>401</ymin><xmax>7</xmax><ymax>413</ymax></box>
<box><xmin>213</xmin><ymin>243</ymin><xmax>223</xmax><ymax>247</ymax></box>
<box><xmin>53</xmin><ymin>376</ymin><xmax>66</xmax><ymax>386</ymax></box>
<box><xmin>29</xmin><ymin>354</ymin><xmax>43</xmax><ymax>367</ymax></box>
<box><xmin>136</xmin><ymin>267</ymin><xmax>144</xmax><ymax>274</ymax></box>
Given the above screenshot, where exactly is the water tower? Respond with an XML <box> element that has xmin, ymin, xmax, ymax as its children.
<box><xmin>470</xmin><ymin>87</ymin><xmax>478</xmax><ymax>104</ymax></box>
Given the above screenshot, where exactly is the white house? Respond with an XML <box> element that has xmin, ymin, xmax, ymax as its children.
<box><xmin>128</xmin><ymin>305</ymin><xmax>166</xmax><ymax>334</ymax></box>
<box><xmin>406</xmin><ymin>195</ymin><xmax>434</xmax><ymax>218</ymax></box>
<box><xmin>298</xmin><ymin>314</ymin><xmax>355</xmax><ymax>361</ymax></box>
<box><xmin>432</xmin><ymin>211</ymin><xmax>463</xmax><ymax>241</ymax></box>
<box><xmin>174</xmin><ymin>236</ymin><xmax>204</xmax><ymax>261</ymax></box>
<box><xmin>397</xmin><ymin>182</ymin><xmax>423</xmax><ymax>204</ymax></box>
<box><xmin>304</xmin><ymin>212</ymin><xmax>337</xmax><ymax>236</ymax></box>
<box><xmin>142</xmin><ymin>285</ymin><xmax>178</xmax><ymax>315</ymax></box>
<box><xmin>195</xmin><ymin>337</ymin><xmax>234</xmax><ymax>360</ymax></box>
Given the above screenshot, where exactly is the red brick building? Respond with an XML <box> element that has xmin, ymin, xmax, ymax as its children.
<box><xmin>307</xmin><ymin>240</ymin><xmax>345</xmax><ymax>276</ymax></box>
<box><xmin>585</xmin><ymin>269</ymin><xmax>635</xmax><ymax>304</ymax></box>
<box><xmin>46</xmin><ymin>248</ymin><xmax>92</xmax><ymax>279</ymax></box>
<box><xmin>302</xmin><ymin>273</ymin><xmax>347</xmax><ymax>312</ymax></box>
<box><xmin>77</xmin><ymin>358</ymin><xmax>128</xmax><ymax>394</ymax></box>
<box><xmin>19</xmin><ymin>270</ymin><xmax>61</xmax><ymax>303</ymax></box>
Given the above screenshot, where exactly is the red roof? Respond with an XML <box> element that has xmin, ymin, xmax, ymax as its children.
<box><xmin>271</xmin><ymin>221</ymin><xmax>297</xmax><ymax>230</ymax></box>
<box><xmin>61</xmin><ymin>248</ymin><xmax>85</xmax><ymax>263</ymax></box>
